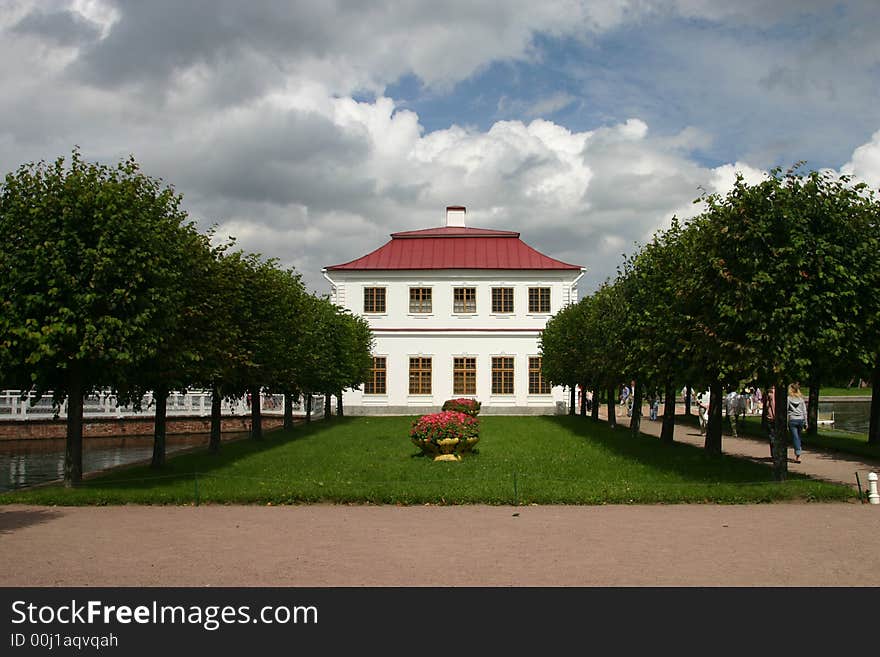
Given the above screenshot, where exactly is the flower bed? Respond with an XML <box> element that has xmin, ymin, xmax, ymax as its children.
<box><xmin>410</xmin><ymin>410</ymin><xmax>480</xmax><ymax>461</ymax></box>
<box><xmin>441</xmin><ymin>398</ymin><xmax>481</xmax><ymax>417</ymax></box>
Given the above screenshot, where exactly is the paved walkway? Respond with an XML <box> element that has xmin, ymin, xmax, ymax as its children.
<box><xmin>603</xmin><ymin>405</ymin><xmax>879</xmax><ymax>490</ymax></box>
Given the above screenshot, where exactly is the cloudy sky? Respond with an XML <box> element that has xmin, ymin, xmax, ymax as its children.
<box><xmin>2</xmin><ymin>1</ymin><xmax>880</xmax><ymax>294</ymax></box>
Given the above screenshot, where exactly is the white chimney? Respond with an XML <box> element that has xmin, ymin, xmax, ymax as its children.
<box><xmin>446</xmin><ymin>205</ymin><xmax>466</xmax><ymax>227</ymax></box>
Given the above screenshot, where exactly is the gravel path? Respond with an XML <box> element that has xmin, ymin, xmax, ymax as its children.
<box><xmin>1</xmin><ymin>503</ymin><xmax>878</xmax><ymax>586</ymax></box>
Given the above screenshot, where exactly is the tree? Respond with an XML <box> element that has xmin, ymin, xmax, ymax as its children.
<box><xmin>541</xmin><ymin>298</ymin><xmax>593</xmax><ymax>417</ymax></box>
<box><xmin>0</xmin><ymin>150</ymin><xmax>194</xmax><ymax>485</ymax></box>
<box><xmin>688</xmin><ymin>167</ymin><xmax>875</xmax><ymax>477</ymax></box>
<box><xmin>621</xmin><ymin>218</ymin><xmax>694</xmax><ymax>443</ymax></box>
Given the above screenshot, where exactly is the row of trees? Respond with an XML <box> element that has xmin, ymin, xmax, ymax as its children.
<box><xmin>542</xmin><ymin>166</ymin><xmax>880</xmax><ymax>480</ymax></box>
<box><xmin>0</xmin><ymin>150</ymin><xmax>372</xmax><ymax>485</ymax></box>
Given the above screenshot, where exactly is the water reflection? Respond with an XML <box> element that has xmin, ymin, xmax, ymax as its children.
<box><xmin>817</xmin><ymin>401</ymin><xmax>870</xmax><ymax>434</ymax></box>
<box><xmin>0</xmin><ymin>433</ymin><xmax>246</xmax><ymax>492</ymax></box>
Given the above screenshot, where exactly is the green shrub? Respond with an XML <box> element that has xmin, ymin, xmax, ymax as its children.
<box><xmin>441</xmin><ymin>398</ymin><xmax>481</xmax><ymax>417</ymax></box>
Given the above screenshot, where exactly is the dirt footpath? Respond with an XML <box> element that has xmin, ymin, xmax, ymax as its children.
<box><xmin>2</xmin><ymin>503</ymin><xmax>879</xmax><ymax>587</ymax></box>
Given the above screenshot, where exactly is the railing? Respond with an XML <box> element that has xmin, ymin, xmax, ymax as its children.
<box><xmin>0</xmin><ymin>390</ymin><xmax>325</xmax><ymax>421</ymax></box>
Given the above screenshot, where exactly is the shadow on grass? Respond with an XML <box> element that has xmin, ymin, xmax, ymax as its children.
<box><xmin>542</xmin><ymin>415</ymin><xmax>819</xmax><ymax>485</ymax></box>
<box><xmin>25</xmin><ymin>417</ymin><xmax>358</xmax><ymax>495</ymax></box>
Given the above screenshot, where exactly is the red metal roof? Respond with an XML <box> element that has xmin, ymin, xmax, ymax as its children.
<box><xmin>391</xmin><ymin>226</ymin><xmax>520</xmax><ymax>238</ymax></box>
<box><xmin>326</xmin><ymin>226</ymin><xmax>582</xmax><ymax>271</ymax></box>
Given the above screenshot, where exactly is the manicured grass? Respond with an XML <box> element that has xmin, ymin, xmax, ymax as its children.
<box><xmin>733</xmin><ymin>415</ymin><xmax>879</xmax><ymax>461</ymax></box>
<box><xmin>0</xmin><ymin>416</ymin><xmax>853</xmax><ymax>505</ymax></box>
<box><xmin>811</xmin><ymin>387</ymin><xmax>873</xmax><ymax>397</ymax></box>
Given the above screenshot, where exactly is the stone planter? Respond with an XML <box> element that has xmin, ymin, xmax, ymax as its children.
<box><xmin>412</xmin><ymin>435</ymin><xmax>479</xmax><ymax>461</ymax></box>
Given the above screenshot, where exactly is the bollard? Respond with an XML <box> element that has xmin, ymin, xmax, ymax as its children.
<box><xmin>868</xmin><ymin>472</ymin><xmax>879</xmax><ymax>505</ymax></box>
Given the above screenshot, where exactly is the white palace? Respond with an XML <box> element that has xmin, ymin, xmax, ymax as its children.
<box><xmin>322</xmin><ymin>206</ymin><xmax>585</xmax><ymax>415</ymax></box>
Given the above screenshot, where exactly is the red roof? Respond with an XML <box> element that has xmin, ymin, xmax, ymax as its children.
<box><xmin>326</xmin><ymin>226</ymin><xmax>582</xmax><ymax>271</ymax></box>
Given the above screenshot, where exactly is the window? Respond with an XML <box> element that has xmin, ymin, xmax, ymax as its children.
<box><xmin>453</xmin><ymin>287</ymin><xmax>476</xmax><ymax>313</ymax></box>
<box><xmin>529</xmin><ymin>357</ymin><xmax>551</xmax><ymax>395</ymax></box>
<box><xmin>409</xmin><ymin>357</ymin><xmax>432</xmax><ymax>394</ymax></box>
<box><xmin>492</xmin><ymin>287</ymin><xmax>514</xmax><ymax>313</ymax></box>
<box><xmin>364</xmin><ymin>287</ymin><xmax>386</xmax><ymax>313</ymax></box>
<box><xmin>529</xmin><ymin>287</ymin><xmax>551</xmax><ymax>314</ymax></box>
<box><xmin>409</xmin><ymin>287</ymin><xmax>432</xmax><ymax>313</ymax></box>
<box><xmin>491</xmin><ymin>357</ymin><xmax>514</xmax><ymax>395</ymax></box>
<box><xmin>365</xmin><ymin>357</ymin><xmax>386</xmax><ymax>395</ymax></box>
<box><xmin>453</xmin><ymin>357</ymin><xmax>477</xmax><ymax>395</ymax></box>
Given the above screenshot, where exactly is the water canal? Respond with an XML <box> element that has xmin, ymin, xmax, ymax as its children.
<box><xmin>0</xmin><ymin>432</ymin><xmax>248</xmax><ymax>492</ymax></box>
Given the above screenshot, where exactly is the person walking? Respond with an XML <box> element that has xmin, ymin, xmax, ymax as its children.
<box><xmin>787</xmin><ymin>383</ymin><xmax>808</xmax><ymax>463</ymax></box>
<box><xmin>697</xmin><ymin>388</ymin><xmax>710</xmax><ymax>435</ymax></box>
<box><xmin>725</xmin><ymin>389</ymin><xmax>740</xmax><ymax>437</ymax></box>
<box><xmin>764</xmin><ymin>385</ymin><xmax>776</xmax><ymax>456</ymax></box>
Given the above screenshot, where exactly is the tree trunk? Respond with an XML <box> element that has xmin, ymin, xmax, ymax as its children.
<box><xmin>771</xmin><ymin>383</ymin><xmax>789</xmax><ymax>481</ymax></box>
<box><xmin>704</xmin><ymin>381</ymin><xmax>723</xmax><ymax>454</ymax></box>
<box><xmin>607</xmin><ymin>384</ymin><xmax>617</xmax><ymax>429</ymax></box>
<box><xmin>806</xmin><ymin>371</ymin><xmax>820</xmax><ymax>437</ymax></box>
<box><xmin>209</xmin><ymin>382</ymin><xmax>222</xmax><ymax>452</ymax></box>
<box><xmin>305</xmin><ymin>394</ymin><xmax>312</xmax><ymax>422</ymax></box>
<box><xmin>569</xmin><ymin>387</ymin><xmax>576</xmax><ymax>415</ymax></box>
<box><xmin>250</xmin><ymin>385</ymin><xmax>262</xmax><ymax>439</ymax></box>
<box><xmin>869</xmin><ymin>364</ymin><xmax>879</xmax><ymax>446</ymax></box>
<box><xmin>591</xmin><ymin>382</ymin><xmax>599</xmax><ymax>421</ymax></box>
<box><xmin>64</xmin><ymin>365</ymin><xmax>84</xmax><ymax>487</ymax></box>
<box><xmin>579</xmin><ymin>381</ymin><xmax>587</xmax><ymax>417</ymax></box>
<box><xmin>324</xmin><ymin>392</ymin><xmax>332</xmax><ymax>418</ymax></box>
<box><xmin>283</xmin><ymin>393</ymin><xmax>294</xmax><ymax>431</ymax></box>
<box><xmin>660</xmin><ymin>381</ymin><xmax>676</xmax><ymax>443</ymax></box>
<box><xmin>684</xmin><ymin>384</ymin><xmax>692</xmax><ymax>417</ymax></box>
<box><xmin>337</xmin><ymin>389</ymin><xmax>344</xmax><ymax>417</ymax></box>
<box><xmin>761</xmin><ymin>389</ymin><xmax>769</xmax><ymax>429</ymax></box>
<box><xmin>151</xmin><ymin>386</ymin><xmax>168</xmax><ymax>468</ymax></box>
<box><xmin>630</xmin><ymin>380</ymin><xmax>642</xmax><ymax>437</ymax></box>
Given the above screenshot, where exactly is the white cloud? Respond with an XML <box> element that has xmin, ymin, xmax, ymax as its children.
<box><xmin>1</xmin><ymin>0</ymin><xmax>878</xmax><ymax>298</ymax></box>
<box><xmin>841</xmin><ymin>129</ymin><xmax>880</xmax><ymax>189</ymax></box>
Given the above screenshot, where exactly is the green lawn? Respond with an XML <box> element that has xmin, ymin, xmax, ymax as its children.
<box><xmin>0</xmin><ymin>416</ymin><xmax>853</xmax><ymax>505</ymax></box>
<box><xmin>812</xmin><ymin>387</ymin><xmax>873</xmax><ymax>397</ymax></box>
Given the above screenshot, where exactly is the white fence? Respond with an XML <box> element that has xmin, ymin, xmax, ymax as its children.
<box><xmin>0</xmin><ymin>390</ymin><xmax>325</xmax><ymax>421</ymax></box>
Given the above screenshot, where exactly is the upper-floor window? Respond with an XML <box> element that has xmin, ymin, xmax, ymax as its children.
<box><xmin>528</xmin><ymin>287</ymin><xmax>551</xmax><ymax>314</ymax></box>
<box><xmin>364</xmin><ymin>356</ymin><xmax>387</xmax><ymax>395</ymax></box>
<box><xmin>364</xmin><ymin>287</ymin><xmax>386</xmax><ymax>313</ymax></box>
<box><xmin>409</xmin><ymin>287</ymin><xmax>432</xmax><ymax>313</ymax></box>
<box><xmin>528</xmin><ymin>356</ymin><xmax>552</xmax><ymax>395</ymax></box>
<box><xmin>492</xmin><ymin>287</ymin><xmax>514</xmax><ymax>314</ymax></box>
<box><xmin>453</xmin><ymin>287</ymin><xmax>477</xmax><ymax>314</ymax></box>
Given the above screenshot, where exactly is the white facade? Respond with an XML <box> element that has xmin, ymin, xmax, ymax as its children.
<box><xmin>323</xmin><ymin>268</ymin><xmax>584</xmax><ymax>415</ymax></box>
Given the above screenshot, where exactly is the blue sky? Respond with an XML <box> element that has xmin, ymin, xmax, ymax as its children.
<box><xmin>2</xmin><ymin>1</ymin><xmax>879</xmax><ymax>293</ymax></box>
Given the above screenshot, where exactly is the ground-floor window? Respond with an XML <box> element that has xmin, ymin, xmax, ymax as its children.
<box><xmin>453</xmin><ymin>357</ymin><xmax>477</xmax><ymax>395</ymax></box>
<box><xmin>409</xmin><ymin>357</ymin><xmax>432</xmax><ymax>394</ymax></box>
<box><xmin>529</xmin><ymin>356</ymin><xmax>551</xmax><ymax>394</ymax></box>
<box><xmin>365</xmin><ymin>356</ymin><xmax>386</xmax><ymax>395</ymax></box>
<box><xmin>491</xmin><ymin>356</ymin><xmax>515</xmax><ymax>395</ymax></box>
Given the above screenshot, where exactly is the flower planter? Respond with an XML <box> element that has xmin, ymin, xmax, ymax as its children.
<box><xmin>411</xmin><ymin>435</ymin><xmax>479</xmax><ymax>461</ymax></box>
<box><xmin>409</xmin><ymin>411</ymin><xmax>480</xmax><ymax>462</ymax></box>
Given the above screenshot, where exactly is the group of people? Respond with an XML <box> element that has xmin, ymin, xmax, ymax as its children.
<box><xmin>619</xmin><ymin>382</ymin><xmax>663</xmax><ymax>421</ymax></box>
<box><xmin>694</xmin><ymin>383</ymin><xmax>808</xmax><ymax>462</ymax></box>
